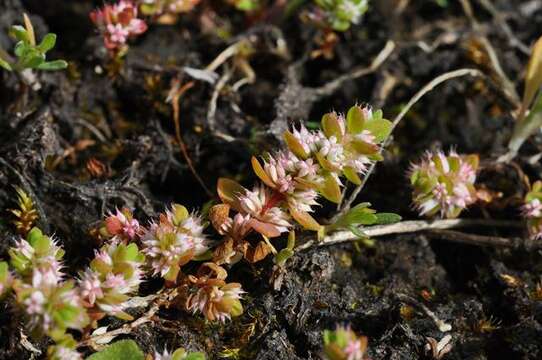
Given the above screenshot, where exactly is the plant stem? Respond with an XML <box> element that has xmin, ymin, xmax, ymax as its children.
<box><xmin>297</xmin><ymin>218</ymin><xmax>523</xmax><ymax>251</ymax></box>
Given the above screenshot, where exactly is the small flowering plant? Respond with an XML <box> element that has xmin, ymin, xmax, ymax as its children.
<box><xmin>214</xmin><ymin>105</ymin><xmax>394</xmax><ymax>264</ymax></box>
<box><xmin>79</xmin><ymin>241</ymin><xmax>145</xmax><ymax>321</ymax></box>
<box><xmin>90</xmin><ymin>0</ymin><xmax>148</xmax><ymax>57</ymax></box>
<box><xmin>142</xmin><ymin>204</ymin><xmax>208</xmax><ymax>282</ymax></box>
<box><xmin>522</xmin><ymin>180</ymin><xmax>542</xmax><ymax>240</ymax></box>
<box><xmin>13</xmin><ymin>274</ymin><xmax>89</xmax><ymax>341</ymax></box>
<box><xmin>322</xmin><ymin>326</ymin><xmax>369</xmax><ymax>360</ymax></box>
<box><xmin>8</xmin><ymin>227</ymin><xmax>64</xmax><ymax>284</ymax></box>
<box><xmin>3</xmin><ymin>227</ymin><xmax>88</xmax><ymax>357</ymax></box>
<box><xmin>98</xmin><ymin>207</ymin><xmax>142</xmax><ymax>243</ymax></box>
<box><xmin>0</xmin><ymin>14</ymin><xmax>67</xmax><ymax>72</ymax></box>
<box><xmin>311</xmin><ymin>0</ymin><xmax>369</xmax><ymax>32</ymax></box>
<box><xmin>184</xmin><ymin>263</ymin><xmax>244</xmax><ymax>322</ymax></box>
<box><xmin>409</xmin><ymin>150</ymin><xmax>479</xmax><ymax>219</ymax></box>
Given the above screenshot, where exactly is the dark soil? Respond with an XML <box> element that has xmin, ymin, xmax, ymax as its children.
<box><xmin>1</xmin><ymin>0</ymin><xmax>542</xmax><ymax>359</ymax></box>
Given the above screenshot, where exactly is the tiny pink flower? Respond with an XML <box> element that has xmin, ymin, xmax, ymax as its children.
<box><xmin>79</xmin><ymin>271</ymin><xmax>104</xmax><ymax>305</ymax></box>
<box><xmin>103</xmin><ymin>273</ymin><xmax>127</xmax><ymax>289</ymax></box>
<box><xmin>24</xmin><ymin>291</ymin><xmax>45</xmax><ymax>315</ymax></box>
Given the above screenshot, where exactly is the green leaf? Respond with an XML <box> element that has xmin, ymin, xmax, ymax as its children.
<box><xmin>284</xmin><ymin>131</ymin><xmax>309</xmax><ymax>159</ymax></box>
<box><xmin>20</xmin><ymin>49</ymin><xmax>44</xmax><ymax>69</ymax></box>
<box><xmin>86</xmin><ymin>340</ymin><xmax>145</xmax><ymax>360</ymax></box>
<box><xmin>33</xmin><ymin>233</ymin><xmax>51</xmax><ymax>255</ymax></box>
<box><xmin>343</xmin><ymin>166</ymin><xmax>362</xmax><ymax>185</ymax></box>
<box><xmin>344</xmin><ymin>211</ymin><xmax>377</xmax><ymax>226</ymax></box>
<box><xmin>364</xmin><ymin>118</ymin><xmax>393</xmax><ymax>143</ymax></box>
<box><xmin>27</xmin><ymin>227</ymin><xmax>44</xmax><ymax>246</ymax></box>
<box><xmin>38</xmin><ymin>33</ymin><xmax>56</xmax><ymax>52</ymax></box>
<box><xmin>14</xmin><ymin>41</ymin><xmax>26</xmax><ymax>57</ymax></box>
<box><xmin>346</xmin><ymin>105</ymin><xmax>365</xmax><ymax>134</ymax></box>
<box><xmin>37</xmin><ymin>60</ymin><xmax>68</xmax><ymax>70</ymax></box>
<box><xmin>321</xmin><ymin>112</ymin><xmax>344</xmax><ymax>141</ymax></box>
<box><xmin>374</xmin><ymin>213</ymin><xmax>402</xmax><ymax>225</ymax></box>
<box><xmin>9</xmin><ymin>25</ymin><xmax>29</xmax><ymax>43</ymax></box>
<box><xmin>319</xmin><ymin>174</ymin><xmax>342</xmax><ymax>204</ymax></box>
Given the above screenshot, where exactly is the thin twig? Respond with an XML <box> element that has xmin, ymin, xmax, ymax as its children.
<box><xmin>477</xmin><ymin>0</ymin><xmax>530</xmax><ymax>55</ymax></box>
<box><xmin>298</xmin><ymin>218</ymin><xmax>522</xmax><ymax>251</ymax></box>
<box><xmin>459</xmin><ymin>0</ymin><xmax>520</xmax><ymax>105</ymax></box>
<box><xmin>79</xmin><ymin>291</ymin><xmax>172</xmax><ymax>350</ymax></box>
<box><xmin>397</xmin><ymin>294</ymin><xmax>452</xmax><ymax>332</ymax></box>
<box><xmin>313</xmin><ymin>40</ymin><xmax>396</xmax><ymax>97</ymax></box>
<box><xmin>207</xmin><ymin>67</ymin><xmax>234</xmax><ymax>132</ymax></box>
<box><xmin>332</xmin><ymin>68</ymin><xmax>484</xmax><ymax>221</ymax></box>
<box><xmin>168</xmin><ymin>79</ymin><xmax>214</xmax><ymax>197</ymax></box>
<box><xmin>426</xmin><ymin>229</ymin><xmax>521</xmax><ymax>248</ymax></box>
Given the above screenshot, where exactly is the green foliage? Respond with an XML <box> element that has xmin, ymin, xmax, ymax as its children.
<box><xmin>0</xmin><ymin>14</ymin><xmax>67</xmax><ymax>73</ymax></box>
<box><xmin>8</xmin><ymin>227</ymin><xmax>64</xmax><ymax>278</ymax></box>
<box><xmin>314</xmin><ymin>0</ymin><xmax>369</xmax><ymax>31</ymax></box>
<box><xmin>86</xmin><ymin>340</ymin><xmax>145</xmax><ymax>360</ymax></box>
<box><xmin>329</xmin><ymin>202</ymin><xmax>401</xmax><ymax>237</ymax></box>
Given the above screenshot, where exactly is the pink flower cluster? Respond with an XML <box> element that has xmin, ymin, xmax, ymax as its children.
<box><xmin>78</xmin><ymin>241</ymin><xmax>145</xmax><ymax>320</ymax></box>
<box><xmin>185</xmin><ymin>263</ymin><xmax>244</xmax><ymax>322</ymax></box>
<box><xmin>90</xmin><ymin>1</ymin><xmax>147</xmax><ymax>54</ymax></box>
<box><xmin>100</xmin><ymin>207</ymin><xmax>142</xmax><ymax>242</ymax></box>
<box><xmin>142</xmin><ymin>204</ymin><xmax>208</xmax><ymax>282</ymax></box>
<box><xmin>409</xmin><ymin>150</ymin><xmax>479</xmax><ymax>219</ymax></box>
<box><xmin>5</xmin><ymin>228</ymin><xmax>88</xmax><ymax>358</ymax></box>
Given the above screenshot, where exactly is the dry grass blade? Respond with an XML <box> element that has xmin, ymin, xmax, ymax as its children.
<box><xmin>168</xmin><ymin>79</ymin><xmax>214</xmax><ymax>198</ymax></box>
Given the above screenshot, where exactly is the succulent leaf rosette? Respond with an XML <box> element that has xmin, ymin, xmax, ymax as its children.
<box><xmin>78</xmin><ymin>241</ymin><xmax>145</xmax><ymax>320</ymax></box>
<box><xmin>14</xmin><ymin>273</ymin><xmax>89</xmax><ymax>342</ymax></box>
<box><xmin>8</xmin><ymin>227</ymin><xmax>65</xmax><ymax>286</ymax></box>
<box><xmin>185</xmin><ymin>263</ymin><xmax>244</xmax><ymax>322</ymax></box>
<box><xmin>409</xmin><ymin>150</ymin><xmax>479</xmax><ymax>219</ymax></box>
<box><xmin>281</xmin><ymin>105</ymin><xmax>391</xmax><ymax>220</ymax></box>
<box><xmin>323</xmin><ymin>326</ymin><xmax>369</xmax><ymax>360</ymax></box>
<box><xmin>141</xmin><ymin>204</ymin><xmax>208</xmax><ymax>282</ymax></box>
<box><xmin>5</xmin><ymin>228</ymin><xmax>87</xmax><ymax>355</ymax></box>
<box><xmin>522</xmin><ymin>180</ymin><xmax>542</xmax><ymax>240</ymax></box>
